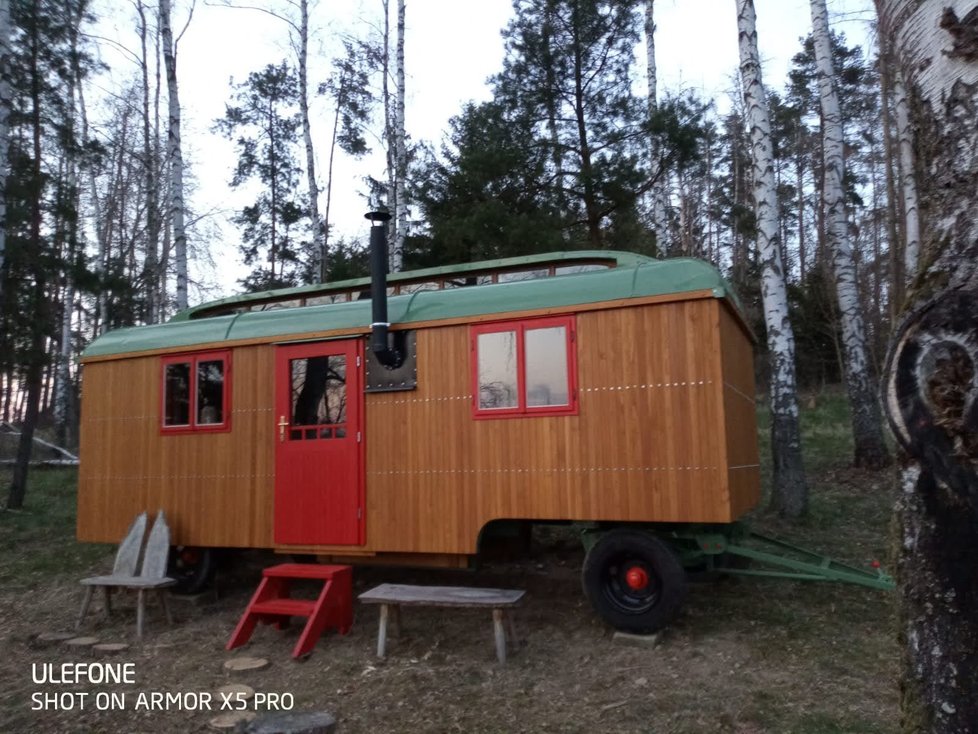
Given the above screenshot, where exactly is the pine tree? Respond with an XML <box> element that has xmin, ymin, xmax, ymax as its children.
<box><xmin>416</xmin><ymin>100</ymin><xmax>565</xmax><ymax>263</ymax></box>
<box><xmin>0</xmin><ymin>0</ymin><xmax>10</xmax><ymax>298</ymax></box>
<box><xmin>495</xmin><ymin>0</ymin><xmax>645</xmax><ymax>248</ymax></box>
<box><xmin>216</xmin><ymin>62</ymin><xmax>307</xmax><ymax>290</ymax></box>
<box><xmin>4</xmin><ymin>0</ymin><xmax>90</xmax><ymax>508</ymax></box>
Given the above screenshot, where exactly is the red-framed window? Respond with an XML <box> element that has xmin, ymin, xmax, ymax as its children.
<box><xmin>471</xmin><ymin>315</ymin><xmax>578</xmax><ymax>418</ymax></box>
<box><xmin>161</xmin><ymin>350</ymin><xmax>231</xmax><ymax>433</ymax></box>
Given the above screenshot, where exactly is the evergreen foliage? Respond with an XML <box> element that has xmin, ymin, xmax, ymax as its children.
<box><xmin>216</xmin><ymin>61</ymin><xmax>309</xmax><ymax>291</ymax></box>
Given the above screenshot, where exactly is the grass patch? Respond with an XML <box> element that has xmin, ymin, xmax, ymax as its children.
<box><xmin>0</xmin><ymin>467</ymin><xmax>111</xmax><ymax>585</ymax></box>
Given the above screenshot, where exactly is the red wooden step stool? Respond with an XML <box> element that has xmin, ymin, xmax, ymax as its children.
<box><xmin>226</xmin><ymin>563</ymin><xmax>353</xmax><ymax>659</ymax></box>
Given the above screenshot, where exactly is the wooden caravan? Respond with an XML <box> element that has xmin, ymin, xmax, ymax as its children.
<box><xmin>78</xmin><ymin>248</ymin><xmax>760</xmax><ymax>631</ymax></box>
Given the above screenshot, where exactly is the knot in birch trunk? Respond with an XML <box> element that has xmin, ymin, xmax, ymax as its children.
<box><xmin>884</xmin><ymin>289</ymin><xmax>978</xmax><ymax>504</ymax></box>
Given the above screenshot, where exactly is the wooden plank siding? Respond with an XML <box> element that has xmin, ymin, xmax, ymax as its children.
<box><xmin>717</xmin><ymin>303</ymin><xmax>761</xmax><ymax>518</ymax></box>
<box><xmin>78</xmin><ymin>346</ymin><xmax>277</xmax><ymax>548</ymax></box>
<box><xmin>77</xmin><ymin>296</ymin><xmax>759</xmax><ymax>556</ymax></box>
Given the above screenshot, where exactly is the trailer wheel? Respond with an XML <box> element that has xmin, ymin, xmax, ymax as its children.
<box><xmin>167</xmin><ymin>546</ymin><xmax>216</xmax><ymax>594</ymax></box>
<box><xmin>582</xmin><ymin>529</ymin><xmax>687</xmax><ymax>634</ymax></box>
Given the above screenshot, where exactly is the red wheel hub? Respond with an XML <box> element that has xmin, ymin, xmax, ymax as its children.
<box><xmin>180</xmin><ymin>549</ymin><xmax>199</xmax><ymax>565</ymax></box>
<box><xmin>624</xmin><ymin>566</ymin><xmax>649</xmax><ymax>591</ymax></box>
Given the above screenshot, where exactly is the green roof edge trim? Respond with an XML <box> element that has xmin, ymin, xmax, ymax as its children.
<box><xmin>83</xmin><ymin>255</ymin><xmax>746</xmax><ymax>359</ymax></box>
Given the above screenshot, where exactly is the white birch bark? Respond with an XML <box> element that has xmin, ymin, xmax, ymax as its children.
<box><xmin>381</xmin><ymin>0</ymin><xmax>395</xmax><ymax>261</ymax></box>
<box><xmin>645</xmin><ymin>0</ymin><xmax>668</xmax><ymax>255</ymax></box>
<box><xmin>736</xmin><ymin>0</ymin><xmax>807</xmax><ymax>517</ymax></box>
<box><xmin>892</xmin><ymin>67</ymin><xmax>920</xmax><ymax>280</ymax></box>
<box><xmin>0</xmin><ymin>0</ymin><xmax>10</xmax><ymax>296</ymax></box>
<box><xmin>73</xmin><ymin>49</ymin><xmax>108</xmax><ymax>335</ymax></box>
<box><xmin>392</xmin><ymin>0</ymin><xmax>406</xmax><ymax>273</ymax></box>
<box><xmin>153</xmin><ymin>8</ymin><xmax>163</xmax><ymax>318</ymax></box>
<box><xmin>296</xmin><ymin>0</ymin><xmax>324</xmax><ymax>283</ymax></box>
<box><xmin>809</xmin><ymin>0</ymin><xmax>889</xmax><ymax>468</ymax></box>
<box><xmin>160</xmin><ymin>0</ymin><xmax>188</xmax><ymax>311</ymax></box>
<box><xmin>323</xmin><ymin>98</ymin><xmax>341</xmax><ymax>269</ymax></box>
<box><xmin>876</xmin><ymin>1</ymin><xmax>978</xmax><ymax>729</ymax></box>
<box><xmin>137</xmin><ymin>0</ymin><xmax>160</xmax><ymax>324</ymax></box>
<box><xmin>54</xmin><ymin>279</ymin><xmax>75</xmax><ymax>438</ymax></box>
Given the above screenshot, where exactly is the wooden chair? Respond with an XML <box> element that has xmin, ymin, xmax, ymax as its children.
<box><xmin>77</xmin><ymin>510</ymin><xmax>177</xmax><ymax>638</ymax></box>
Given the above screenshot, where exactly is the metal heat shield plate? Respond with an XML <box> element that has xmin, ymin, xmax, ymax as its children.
<box><xmin>364</xmin><ymin>330</ymin><xmax>417</xmax><ymax>392</ymax></box>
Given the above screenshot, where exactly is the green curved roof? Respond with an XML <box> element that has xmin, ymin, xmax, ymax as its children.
<box><xmin>83</xmin><ymin>254</ymin><xmax>742</xmax><ymax>359</ymax></box>
<box><xmin>169</xmin><ymin>250</ymin><xmax>654</xmax><ymax>321</ymax></box>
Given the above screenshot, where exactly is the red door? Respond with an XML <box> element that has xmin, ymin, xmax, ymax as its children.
<box><xmin>274</xmin><ymin>340</ymin><xmax>364</xmax><ymax>545</ymax></box>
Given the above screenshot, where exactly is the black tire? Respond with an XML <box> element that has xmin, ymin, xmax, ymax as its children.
<box><xmin>167</xmin><ymin>546</ymin><xmax>216</xmax><ymax>594</ymax></box>
<box><xmin>582</xmin><ymin>529</ymin><xmax>687</xmax><ymax>633</ymax></box>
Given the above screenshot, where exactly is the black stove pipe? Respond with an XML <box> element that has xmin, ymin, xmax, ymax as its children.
<box><xmin>366</xmin><ymin>208</ymin><xmax>402</xmax><ymax>368</ymax></box>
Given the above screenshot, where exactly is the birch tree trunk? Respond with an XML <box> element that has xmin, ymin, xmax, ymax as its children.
<box><xmin>392</xmin><ymin>0</ymin><xmax>406</xmax><ymax>272</ymax></box>
<box><xmin>809</xmin><ymin>0</ymin><xmax>890</xmax><ymax>469</ymax></box>
<box><xmin>323</xmin><ymin>99</ymin><xmax>341</xmax><ymax>271</ymax></box>
<box><xmin>160</xmin><ymin>0</ymin><xmax>188</xmax><ymax>311</ymax></box>
<box><xmin>75</xmin><ymin>64</ymin><xmax>108</xmax><ymax>336</ymax></box>
<box><xmin>296</xmin><ymin>0</ymin><xmax>324</xmax><ymax>283</ymax></box>
<box><xmin>137</xmin><ymin>0</ymin><xmax>160</xmax><ymax>323</ymax></box>
<box><xmin>892</xmin><ymin>67</ymin><xmax>920</xmax><ymax>281</ymax></box>
<box><xmin>878</xmin><ymin>32</ymin><xmax>905</xmax><ymax>318</ymax></box>
<box><xmin>795</xmin><ymin>129</ymin><xmax>807</xmax><ymax>282</ymax></box>
<box><xmin>0</xmin><ymin>0</ymin><xmax>8</xmax><ymax>297</ymax></box>
<box><xmin>736</xmin><ymin>0</ymin><xmax>808</xmax><ymax>517</ymax></box>
<box><xmin>876</xmin><ymin>1</ymin><xmax>978</xmax><ymax>730</ymax></box>
<box><xmin>54</xmin><ymin>280</ymin><xmax>75</xmax><ymax>445</ymax></box>
<box><xmin>378</xmin><ymin>0</ymin><xmax>395</xmax><ymax>261</ymax></box>
<box><xmin>644</xmin><ymin>0</ymin><xmax>668</xmax><ymax>256</ymax></box>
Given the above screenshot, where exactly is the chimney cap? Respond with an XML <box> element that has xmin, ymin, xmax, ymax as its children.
<box><xmin>365</xmin><ymin>207</ymin><xmax>392</xmax><ymax>223</ymax></box>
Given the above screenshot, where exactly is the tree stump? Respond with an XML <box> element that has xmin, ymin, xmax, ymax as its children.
<box><xmin>215</xmin><ymin>683</ymin><xmax>255</xmax><ymax>701</ymax></box>
<box><xmin>223</xmin><ymin>657</ymin><xmax>270</xmax><ymax>673</ymax></box>
<box><xmin>237</xmin><ymin>711</ymin><xmax>336</xmax><ymax>734</ymax></box>
<box><xmin>36</xmin><ymin>632</ymin><xmax>75</xmax><ymax>643</ymax></box>
<box><xmin>64</xmin><ymin>636</ymin><xmax>99</xmax><ymax>647</ymax></box>
<box><xmin>210</xmin><ymin>711</ymin><xmax>255</xmax><ymax>730</ymax></box>
<box><xmin>93</xmin><ymin>642</ymin><xmax>129</xmax><ymax>654</ymax></box>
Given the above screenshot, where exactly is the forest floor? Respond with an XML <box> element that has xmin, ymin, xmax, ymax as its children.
<box><xmin>0</xmin><ymin>391</ymin><xmax>899</xmax><ymax>734</ymax></box>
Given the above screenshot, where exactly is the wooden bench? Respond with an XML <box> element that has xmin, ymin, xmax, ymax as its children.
<box><xmin>358</xmin><ymin>583</ymin><xmax>525</xmax><ymax>664</ymax></box>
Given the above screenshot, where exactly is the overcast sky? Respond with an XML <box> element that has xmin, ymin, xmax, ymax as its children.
<box><xmin>90</xmin><ymin>0</ymin><xmax>877</xmax><ymax>300</ymax></box>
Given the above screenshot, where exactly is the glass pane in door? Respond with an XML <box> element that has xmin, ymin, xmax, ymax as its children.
<box><xmin>289</xmin><ymin>355</ymin><xmax>347</xmax><ymax>439</ymax></box>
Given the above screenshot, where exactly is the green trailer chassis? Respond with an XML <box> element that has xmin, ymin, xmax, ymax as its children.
<box><xmin>582</xmin><ymin>521</ymin><xmax>894</xmax><ymax>592</ymax></box>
